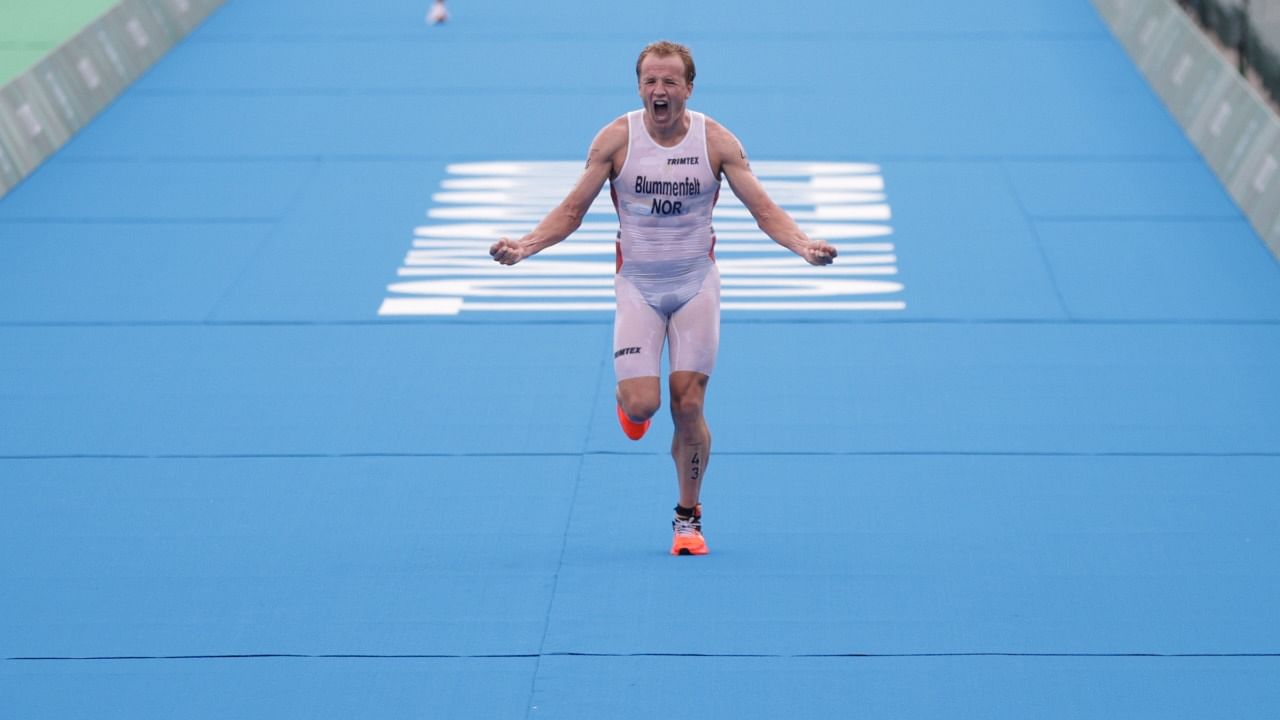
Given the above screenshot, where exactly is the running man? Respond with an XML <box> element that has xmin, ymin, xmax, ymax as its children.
<box><xmin>490</xmin><ymin>40</ymin><xmax>837</xmax><ymax>555</ymax></box>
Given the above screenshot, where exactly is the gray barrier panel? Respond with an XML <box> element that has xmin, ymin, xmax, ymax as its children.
<box><xmin>0</xmin><ymin>0</ymin><xmax>225</xmax><ymax>198</ymax></box>
<box><xmin>1094</xmin><ymin>0</ymin><xmax>1280</xmax><ymax>260</ymax></box>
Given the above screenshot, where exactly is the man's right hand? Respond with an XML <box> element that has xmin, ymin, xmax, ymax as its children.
<box><xmin>489</xmin><ymin>237</ymin><xmax>526</xmax><ymax>265</ymax></box>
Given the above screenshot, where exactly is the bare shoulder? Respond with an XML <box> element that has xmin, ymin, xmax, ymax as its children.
<box><xmin>703</xmin><ymin>115</ymin><xmax>748</xmax><ymax>176</ymax></box>
<box><xmin>585</xmin><ymin>115</ymin><xmax>629</xmax><ymax>175</ymax></box>
<box><xmin>704</xmin><ymin>116</ymin><xmax>736</xmax><ymax>145</ymax></box>
<box><xmin>591</xmin><ymin>116</ymin><xmax>629</xmax><ymax>156</ymax></box>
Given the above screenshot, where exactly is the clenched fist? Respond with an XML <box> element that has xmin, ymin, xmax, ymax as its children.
<box><xmin>489</xmin><ymin>237</ymin><xmax>527</xmax><ymax>265</ymax></box>
<box><xmin>802</xmin><ymin>240</ymin><xmax>838</xmax><ymax>266</ymax></box>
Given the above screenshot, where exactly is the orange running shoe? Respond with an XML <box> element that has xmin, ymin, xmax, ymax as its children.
<box><xmin>670</xmin><ymin>504</ymin><xmax>708</xmax><ymax>556</ymax></box>
<box><xmin>616</xmin><ymin>403</ymin><xmax>650</xmax><ymax>441</ymax></box>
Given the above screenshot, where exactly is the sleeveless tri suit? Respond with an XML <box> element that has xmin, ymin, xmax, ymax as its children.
<box><xmin>610</xmin><ymin>109</ymin><xmax>722</xmax><ymax>380</ymax></box>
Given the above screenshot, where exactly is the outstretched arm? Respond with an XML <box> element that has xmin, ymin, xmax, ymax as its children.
<box><xmin>490</xmin><ymin>120</ymin><xmax>625</xmax><ymax>265</ymax></box>
<box><xmin>710</xmin><ymin>122</ymin><xmax>837</xmax><ymax>266</ymax></box>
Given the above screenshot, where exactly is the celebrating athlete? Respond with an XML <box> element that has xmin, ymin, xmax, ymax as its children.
<box><xmin>490</xmin><ymin>40</ymin><xmax>837</xmax><ymax>555</ymax></box>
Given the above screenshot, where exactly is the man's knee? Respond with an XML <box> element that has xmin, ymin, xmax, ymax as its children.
<box><xmin>669</xmin><ymin>392</ymin><xmax>704</xmax><ymax>425</ymax></box>
<box><xmin>625</xmin><ymin>397</ymin><xmax>661</xmax><ymax>422</ymax></box>
<box><xmin>668</xmin><ymin>374</ymin><xmax>707</xmax><ymax>425</ymax></box>
<box><xmin>619</xmin><ymin>383</ymin><xmax>661</xmax><ymax>421</ymax></box>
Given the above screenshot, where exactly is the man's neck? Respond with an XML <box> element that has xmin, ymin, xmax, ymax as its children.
<box><xmin>643</xmin><ymin>110</ymin><xmax>691</xmax><ymax>148</ymax></box>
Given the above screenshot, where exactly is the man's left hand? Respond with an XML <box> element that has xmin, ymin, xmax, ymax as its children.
<box><xmin>803</xmin><ymin>241</ymin><xmax>838</xmax><ymax>266</ymax></box>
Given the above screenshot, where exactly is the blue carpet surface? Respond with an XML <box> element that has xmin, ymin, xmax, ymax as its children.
<box><xmin>2</xmin><ymin>0</ymin><xmax>1279</xmax><ymax>717</ymax></box>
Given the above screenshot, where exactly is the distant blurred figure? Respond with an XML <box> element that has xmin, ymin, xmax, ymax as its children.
<box><xmin>427</xmin><ymin>0</ymin><xmax>448</xmax><ymax>25</ymax></box>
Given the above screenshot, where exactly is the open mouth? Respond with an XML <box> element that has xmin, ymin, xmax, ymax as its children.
<box><xmin>652</xmin><ymin>98</ymin><xmax>670</xmax><ymax>116</ymax></box>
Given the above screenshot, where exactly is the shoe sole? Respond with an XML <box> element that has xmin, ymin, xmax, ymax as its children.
<box><xmin>616</xmin><ymin>404</ymin><xmax>650</xmax><ymax>441</ymax></box>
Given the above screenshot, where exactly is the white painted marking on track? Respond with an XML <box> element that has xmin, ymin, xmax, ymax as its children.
<box><xmin>381</xmin><ymin>161</ymin><xmax>905</xmax><ymax>316</ymax></box>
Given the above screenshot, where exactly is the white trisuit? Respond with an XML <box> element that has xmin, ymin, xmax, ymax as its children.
<box><xmin>610</xmin><ymin>109</ymin><xmax>722</xmax><ymax>381</ymax></box>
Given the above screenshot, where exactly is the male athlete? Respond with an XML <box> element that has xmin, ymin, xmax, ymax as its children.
<box><xmin>490</xmin><ymin>41</ymin><xmax>836</xmax><ymax>555</ymax></box>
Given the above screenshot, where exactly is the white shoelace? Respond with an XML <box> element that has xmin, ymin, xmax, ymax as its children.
<box><xmin>672</xmin><ymin>515</ymin><xmax>701</xmax><ymax>536</ymax></box>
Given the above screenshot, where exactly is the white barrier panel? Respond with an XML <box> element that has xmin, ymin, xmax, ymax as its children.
<box><xmin>1094</xmin><ymin>0</ymin><xmax>1280</xmax><ymax>261</ymax></box>
<box><xmin>0</xmin><ymin>0</ymin><xmax>226</xmax><ymax>198</ymax></box>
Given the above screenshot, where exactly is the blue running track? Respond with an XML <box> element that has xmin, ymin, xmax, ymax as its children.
<box><xmin>2</xmin><ymin>1</ymin><xmax>1280</xmax><ymax>717</ymax></box>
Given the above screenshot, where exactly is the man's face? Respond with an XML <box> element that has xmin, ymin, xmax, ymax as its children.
<box><xmin>637</xmin><ymin>53</ymin><xmax>692</xmax><ymax>127</ymax></box>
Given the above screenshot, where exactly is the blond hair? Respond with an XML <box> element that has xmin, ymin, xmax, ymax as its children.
<box><xmin>635</xmin><ymin>40</ymin><xmax>696</xmax><ymax>84</ymax></box>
